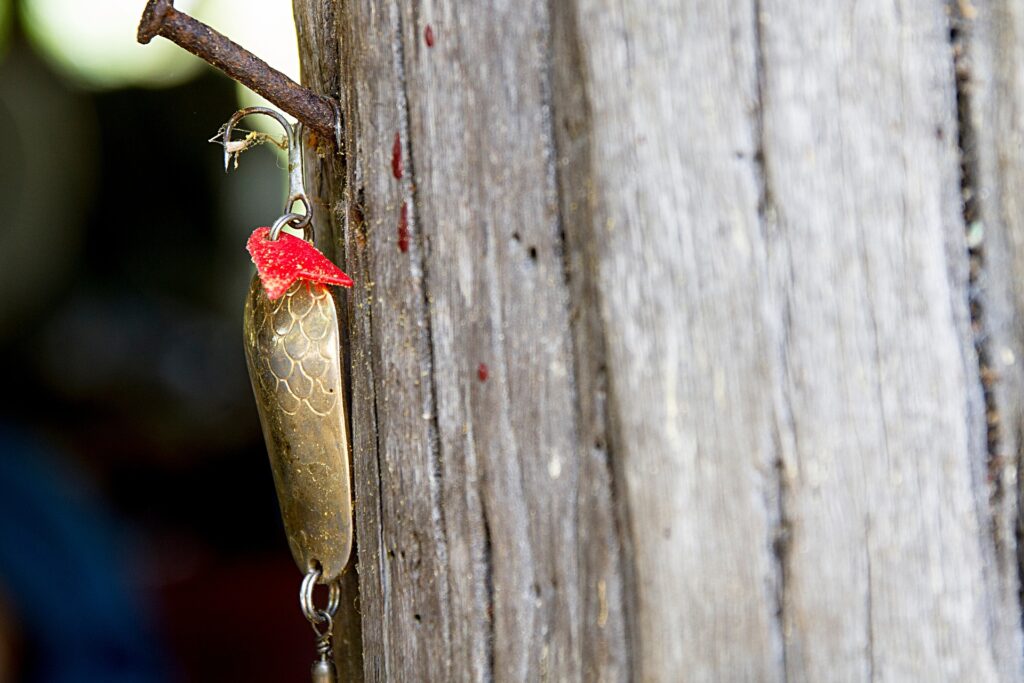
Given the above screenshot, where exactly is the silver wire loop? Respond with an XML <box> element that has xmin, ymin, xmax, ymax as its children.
<box><xmin>222</xmin><ymin>106</ymin><xmax>314</xmax><ymax>243</ymax></box>
<box><xmin>310</xmin><ymin>611</ymin><xmax>335</xmax><ymax>641</ymax></box>
<box><xmin>300</xmin><ymin>565</ymin><xmax>341</xmax><ymax>625</ymax></box>
<box><xmin>270</xmin><ymin>212</ymin><xmax>314</xmax><ymax>242</ymax></box>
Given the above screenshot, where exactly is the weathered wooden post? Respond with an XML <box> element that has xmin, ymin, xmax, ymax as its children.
<box><xmin>286</xmin><ymin>0</ymin><xmax>1024</xmax><ymax>679</ymax></box>
<box><xmin>158</xmin><ymin>0</ymin><xmax>1024</xmax><ymax>678</ymax></box>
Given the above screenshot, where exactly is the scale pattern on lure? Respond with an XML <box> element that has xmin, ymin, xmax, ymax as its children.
<box><xmin>248</xmin><ymin>281</ymin><xmax>338</xmax><ymax>418</ymax></box>
<box><xmin>243</xmin><ymin>273</ymin><xmax>353</xmax><ymax>583</ymax></box>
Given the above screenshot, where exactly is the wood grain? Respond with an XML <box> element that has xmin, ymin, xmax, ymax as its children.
<box><xmin>565</xmin><ymin>2</ymin><xmax>785</xmax><ymax>680</ymax></box>
<box><xmin>291</xmin><ymin>0</ymin><xmax>1024</xmax><ymax>679</ymax></box>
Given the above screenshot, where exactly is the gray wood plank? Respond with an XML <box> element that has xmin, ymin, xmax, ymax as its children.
<box><xmin>550</xmin><ymin>0</ymin><xmax>632</xmax><ymax>679</ymax></box>
<box><xmin>297</xmin><ymin>0</ymin><xmax>625</xmax><ymax>679</ymax></box>
<box><xmin>756</xmin><ymin>1</ymin><xmax>1015</xmax><ymax>679</ymax></box>
<box><xmin>565</xmin><ymin>1</ymin><xmax>786</xmax><ymax>680</ymax></box>
<box><xmin>320</xmin><ymin>2</ymin><xmax>461</xmax><ymax>678</ymax></box>
<box><xmin>957</xmin><ymin>1</ymin><xmax>1024</xmax><ymax>679</ymax></box>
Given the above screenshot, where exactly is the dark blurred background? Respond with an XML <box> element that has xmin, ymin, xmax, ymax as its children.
<box><xmin>0</xmin><ymin>1</ymin><xmax>318</xmax><ymax>680</ymax></box>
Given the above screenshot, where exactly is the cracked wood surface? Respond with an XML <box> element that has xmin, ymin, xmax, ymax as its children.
<box><xmin>757</xmin><ymin>2</ymin><xmax>1016</xmax><ymax>679</ymax></box>
<box><xmin>958</xmin><ymin>2</ymin><xmax>1024</xmax><ymax>680</ymax></box>
<box><xmin>293</xmin><ymin>0</ymin><xmax>1024</xmax><ymax>679</ymax></box>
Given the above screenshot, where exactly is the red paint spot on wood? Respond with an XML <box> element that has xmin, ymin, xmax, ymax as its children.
<box><xmin>398</xmin><ymin>201</ymin><xmax>410</xmax><ymax>253</ymax></box>
<box><xmin>391</xmin><ymin>132</ymin><xmax>403</xmax><ymax>179</ymax></box>
<box><xmin>477</xmin><ymin>363</ymin><xmax>489</xmax><ymax>382</ymax></box>
<box><xmin>424</xmin><ymin>24</ymin><xmax>435</xmax><ymax>47</ymax></box>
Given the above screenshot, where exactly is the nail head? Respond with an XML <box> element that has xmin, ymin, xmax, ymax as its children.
<box><xmin>137</xmin><ymin>0</ymin><xmax>174</xmax><ymax>44</ymax></box>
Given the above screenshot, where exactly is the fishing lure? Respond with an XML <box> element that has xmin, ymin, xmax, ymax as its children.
<box><xmin>223</xmin><ymin>107</ymin><xmax>353</xmax><ymax>683</ymax></box>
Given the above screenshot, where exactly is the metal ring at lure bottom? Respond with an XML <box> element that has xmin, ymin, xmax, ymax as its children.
<box><xmin>300</xmin><ymin>566</ymin><xmax>341</xmax><ymax>625</ymax></box>
<box><xmin>270</xmin><ymin>211</ymin><xmax>314</xmax><ymax>242</ymax></box>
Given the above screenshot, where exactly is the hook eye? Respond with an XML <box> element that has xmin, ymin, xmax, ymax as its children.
<box><xmin>286</xmin><ymin>193</ymin><xmax>312</xmax><ymax>225</ymax></box>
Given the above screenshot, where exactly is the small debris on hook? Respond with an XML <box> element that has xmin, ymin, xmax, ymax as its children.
<box><xmin>210</xmin><ymin>126</ymin><xmax>286</xmax><ymax>170</ymax></box>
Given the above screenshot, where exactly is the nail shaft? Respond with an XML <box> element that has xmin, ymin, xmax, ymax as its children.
<box><xmin>138</xmin><ymin>0</ymin><xmax>338</xmax><ymax>143</ymax></box>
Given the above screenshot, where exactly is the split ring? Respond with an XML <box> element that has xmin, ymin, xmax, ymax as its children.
<box><xmin>300</xmin><ymin>565</ymin><xmax>341</xmax><ymax>625</ymax></box>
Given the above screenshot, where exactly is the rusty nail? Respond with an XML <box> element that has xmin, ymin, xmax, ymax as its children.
<box><xmin>137</xmin><ymin>0</ymin><xmax>340</xmax><ymax>145</ymax></box>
